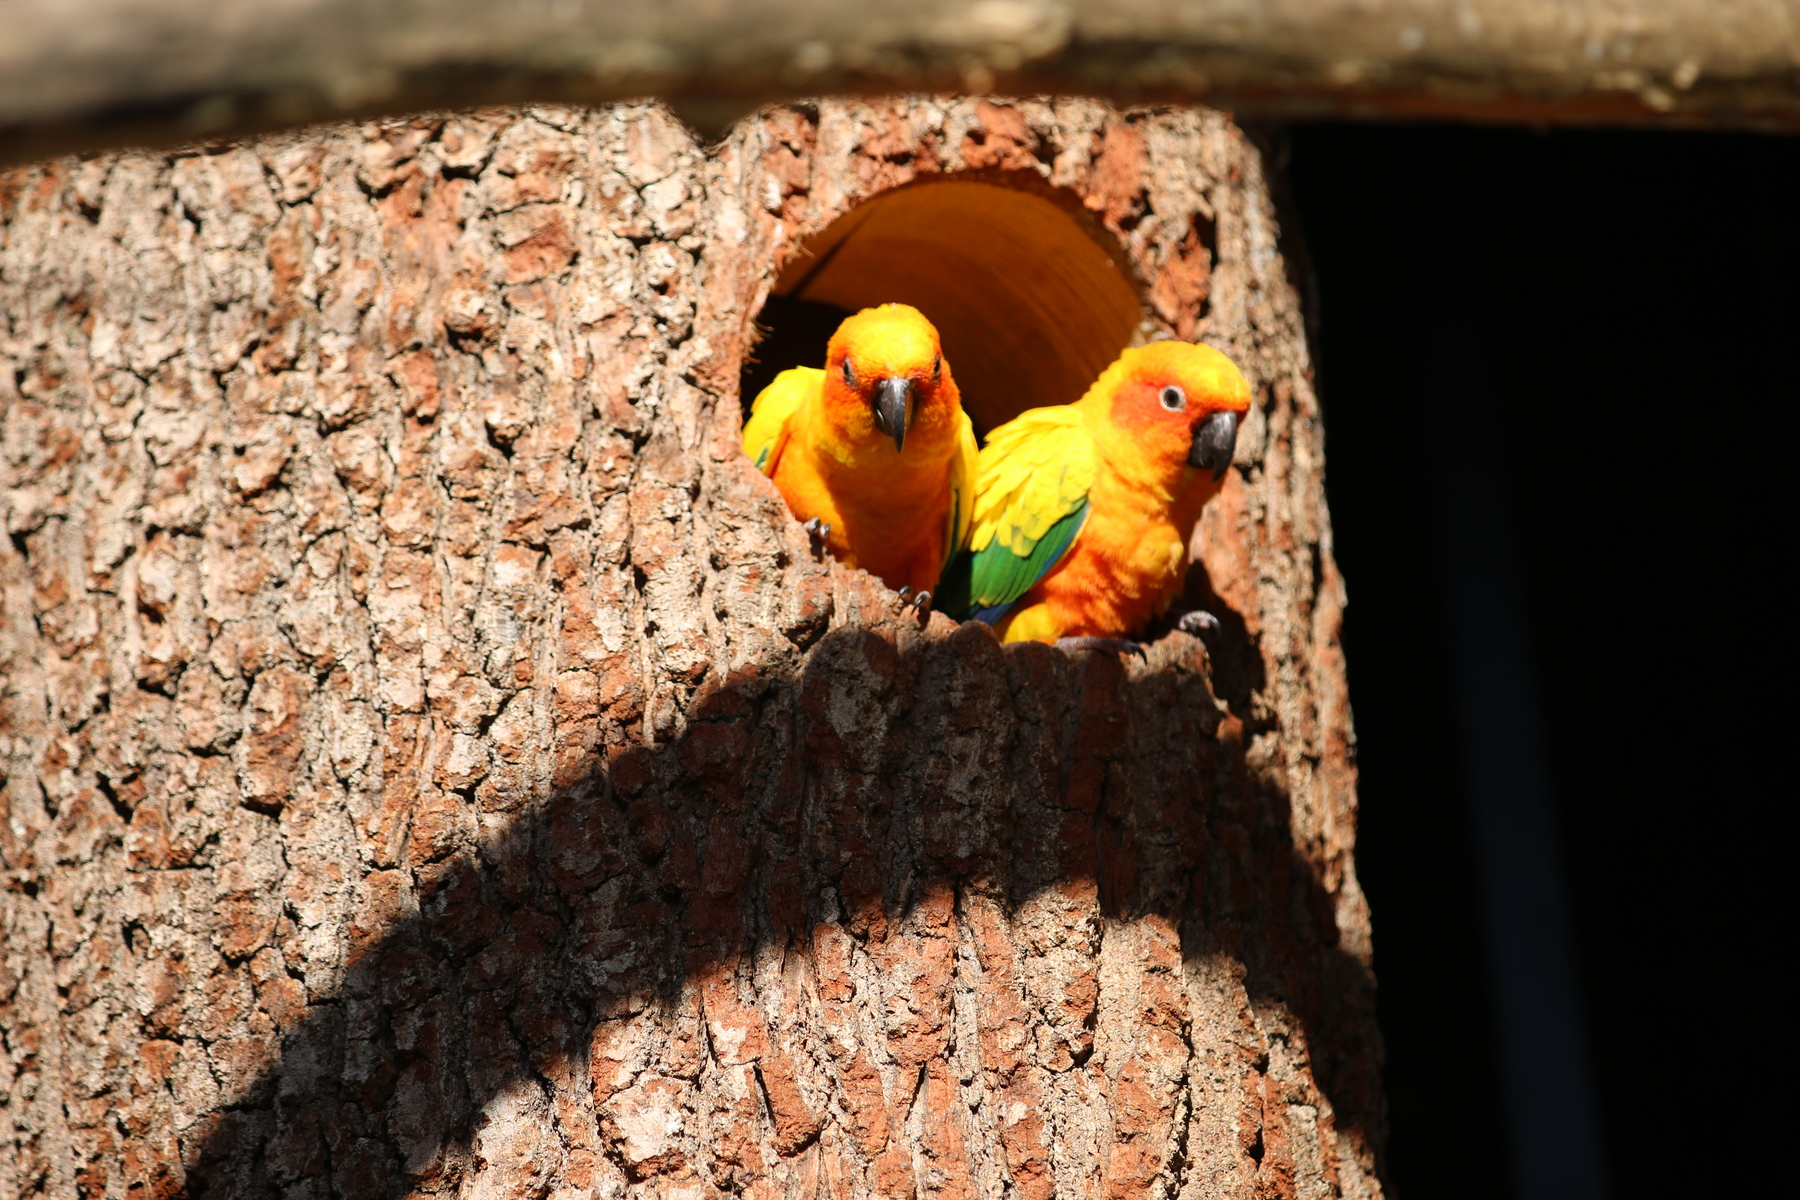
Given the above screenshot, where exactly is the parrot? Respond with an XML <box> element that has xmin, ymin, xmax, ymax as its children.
<box><xmin>743</xmin><ymin>303</ymin><xmax>979</xmax><ymax>607</ymax></box>
<box><xmin>934</xmin><ymin>340</ymin><xmax>1252</xmax><ymax>646</ymax></box>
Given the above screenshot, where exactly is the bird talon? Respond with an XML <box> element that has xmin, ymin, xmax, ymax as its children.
<box><xmin>1054</xmin><ymin>636</ymin><xmax>1146</xmax><ymax>659</ymax></box>
<box><xmin>1178</xmin><ymin>610</ymin><xmax>1221</xmax><ymax>636</ymax></box>
<box><xmin>912</xmin><ymin>590</ymin><xmax>932</xmax><ymax>614</ymax></box>
<box><xmin>802</xmin><ymin>517</ymin><xmax>831</xmax><ymax>557</ymax></box>
<box><xmin>897</xmin><ymin>586</ymin><xmax>913</xmax><ymax>603</ymax></box>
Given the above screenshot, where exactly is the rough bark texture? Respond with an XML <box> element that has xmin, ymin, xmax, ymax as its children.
<box><xmin>4</xmin><ymin>0</ymin><xmax>1798</xmax><ymax>165</ymax></box>
<box><xmin>0</xmin><ymin>97</ymin><xmax>1376</xmax><ymax>1199</ymax></box>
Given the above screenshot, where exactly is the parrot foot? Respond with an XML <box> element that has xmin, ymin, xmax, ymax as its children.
<box><xmin>802</xmin><ymin>517</ymin><xmax>831</xmax><ymax>556</ymax></box>
<box><xmin>894</xmin><ymin>588</ymin><xmax>931</xmax><ymax>619</ymax></box>
<box><xmin>1054</xmin><ymin>637</ymin><xmax>1147</xmax><ymax>660</ymax></box>
<box><xmin>1177</xmin><ymin>610</ymin><xmax>1221</xmax><ymax>636</ymax></box>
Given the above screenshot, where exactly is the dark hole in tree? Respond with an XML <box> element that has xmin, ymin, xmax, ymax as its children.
<box><xmin>739</xmin><ymin>295</ymin><xmax>852</xmax><ymax>417</ymax></box>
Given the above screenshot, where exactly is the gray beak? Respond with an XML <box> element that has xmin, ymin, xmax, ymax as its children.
<box><xmin>872</xmin><ymin>377</ymin><xmax>915</xmax><ymax>454</ymax></box>
<box><xmin>1189</xmin><ymin>411</ymin><xmax>1239</xmax><ymax>481</ymax></box>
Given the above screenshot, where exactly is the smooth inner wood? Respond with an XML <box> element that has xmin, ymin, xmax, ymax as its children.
<box><xmin>774</xmin><ymin>180</ymin><xmax>1145</xmax><ymax>436</ymax></box>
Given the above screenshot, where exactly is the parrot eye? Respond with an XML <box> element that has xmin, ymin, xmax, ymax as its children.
<box><xmin>1159</xmin><ymin>385</ymin><xmax>1187</xmax><ymax>411</ymax></box>
<box><xmin>932</xmin><ymin>354</ymin><xmax>943</xmax><ymax>382</ymax></box>
<box><xmin>842</xmin><ymin>358</ymin><xmax>855</xmax><ymax>386</ymax></box>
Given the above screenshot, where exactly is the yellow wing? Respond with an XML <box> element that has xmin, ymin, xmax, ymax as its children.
<box><xmin>943</xmin><ymin>407</ymin><xmax>980</xmax><ymax>567</ymax></box>
<box><xmin>742</xmin><ymin>366</ymin><xmax>821</xmax><ymax>476</ymax></box>
<box><xmin>937</xmin><ymin>406</ymin><xmax>1096</xmax><ymax>618</ymax></box>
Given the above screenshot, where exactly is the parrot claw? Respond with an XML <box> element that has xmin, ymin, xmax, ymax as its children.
<box><xmin>1054</xmin><ymin>636</ymin><xmax>1147</xmax><ymax>660</ymax></box>
<box><xmin>894</xmin><ymin>588</ymin><xmax>930</xmax><ymax>621</ymax></box>
<box><xmin>803</xmin><ymin>517</ymin><xmax>831</xmax><ymax>556</ymax></box>
<box><xmin>1177</xmin><ymin>610</ymin><xmax>1221</xmax><ymax>636</ymax></box>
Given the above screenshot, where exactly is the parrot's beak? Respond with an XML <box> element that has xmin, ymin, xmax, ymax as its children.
<box><xmin>1189</xmin><ymin>411</ymin><xmax>1239</xmax><ymax>481</ymax></box>
<box><xmin>871</xmin><ymin>377</ymin><xmax>915</xmax><ymax>454</ymax></box>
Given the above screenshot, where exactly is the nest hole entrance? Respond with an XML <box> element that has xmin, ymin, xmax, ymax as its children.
<box><xmin>741</xmin><ymin>179</ymin><xmax>1147</xmax><ymax>438</ymax></box>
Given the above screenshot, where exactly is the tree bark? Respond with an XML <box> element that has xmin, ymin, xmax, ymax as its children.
<box><xmin>0</xmin><ymin>97</ymin><xmax>1377</xmax><ymax>1199</ymax></box>
<box><xmin>3</xmin><ymin>0</ymin><xmax>1797</xmax><ymax>165</ymax></box>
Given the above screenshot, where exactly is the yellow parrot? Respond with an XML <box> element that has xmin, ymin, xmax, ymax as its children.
<box><xmin>744</xmin><ymin>303</ymin><xmax>979</xmax><ymax>607</ymax></box>
<box><xmin>935</xmin><ymin>340</ymin><xmax>1252</xmax><ymax>646</ymax></box>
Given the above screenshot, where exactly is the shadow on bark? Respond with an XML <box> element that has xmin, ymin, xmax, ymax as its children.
<box><xmin>184</xmin><ymin>594</ymin><xmax>1378</xmax><ymax>1197</ymax></box>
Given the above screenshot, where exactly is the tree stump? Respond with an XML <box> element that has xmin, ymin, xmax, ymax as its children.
<box><xmin>0</xmin><ymin>97</ymin><xmax>1380</xmax><ymax>1199</ymax></box>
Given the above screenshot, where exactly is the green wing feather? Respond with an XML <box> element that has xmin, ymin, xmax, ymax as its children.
<box><xmin>938</xmin><ymin>408</ymin><xmax>1095</xmax><ymax>620</ymax></box>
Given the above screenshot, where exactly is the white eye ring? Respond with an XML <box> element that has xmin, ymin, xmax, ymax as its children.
<box><xmin>1160</xmin><ymin>385</ymin><xmax>1186</xmax><ymax>411</ymax></box>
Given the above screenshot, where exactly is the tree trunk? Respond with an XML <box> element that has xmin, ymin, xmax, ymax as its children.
<box><xmin>0</xmin><ymin>97</ymin><xmax>1379</xmax><ymax>1199</ymax></box>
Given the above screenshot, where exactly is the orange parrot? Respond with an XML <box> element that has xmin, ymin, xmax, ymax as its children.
<box><xmin>935</xmin><ymin>340</ymin><xmax>1252</xmax><ymax>646</ymax></box>
<box><xmin>743</xmin><ymin>303</ymin><xmax>978</xmax><ymax>607</ymax></box>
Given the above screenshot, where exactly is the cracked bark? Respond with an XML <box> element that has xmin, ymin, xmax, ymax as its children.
<box><xmin>1</xmin><ymin>97</ymin><xmax>1380</xmax><ymax>1199</ymax></box>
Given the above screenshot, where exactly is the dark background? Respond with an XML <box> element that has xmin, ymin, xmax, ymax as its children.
<box><xmin>1284</xmin><ymin>124</ymin><xmax>1793</xmax><ymax>1198</ymax></box>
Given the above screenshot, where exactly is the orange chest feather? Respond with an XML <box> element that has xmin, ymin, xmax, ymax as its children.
<box><xmin>1033</xmin><ymin>468</ymin><xmax>1215</xmax><ymax>636</ymax></box>
<box><xmin>772</xmin><ymin>450</ymin><xmax>947</xmax><ymax>531</ymax></box>
<box><xmin>770</xmin><ymin>412</ymin><xmax>958</xmax><ymax>585</ymax></box>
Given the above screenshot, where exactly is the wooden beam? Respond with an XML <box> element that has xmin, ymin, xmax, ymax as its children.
<box><xmin>3</xmin><ymin>0</ymin><xmax>1796</xmax><ymax>163</ymax></box>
